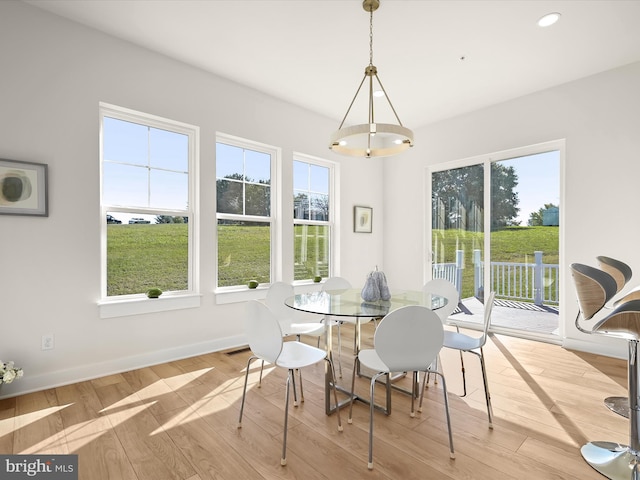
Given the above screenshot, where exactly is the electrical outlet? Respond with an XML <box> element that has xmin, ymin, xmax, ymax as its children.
<box><xmin>42</xmin><ymin>333</ymin><xmax>54</xmax><ymax>350</ymax></box>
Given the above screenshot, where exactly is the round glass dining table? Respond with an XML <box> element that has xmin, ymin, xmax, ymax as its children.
<box><xmin>284</xmin><ymin>288</ymin><xmax>447</xmax><ymax>318</ymax></box>
<box><xmin>284</xmin><ymin>288</ymin><xmax>447</xmax><ymax>414</ymax></box>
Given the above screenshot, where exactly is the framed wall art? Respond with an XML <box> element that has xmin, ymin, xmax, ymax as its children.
<box><xmin>0</xmin><ymin>158</ymin><xmax>48</xmax><ymax>216</ymax></box>
<box><xmin>354</xmin><ymin>205</ymin><xmax>372</xmax><ymax>233</ymax></box>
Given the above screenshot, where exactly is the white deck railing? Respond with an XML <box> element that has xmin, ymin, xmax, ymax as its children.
<box><xmin>433</xmin><ymin>250</ymin><xmax>559</xmax><ymax>306</ymax></box>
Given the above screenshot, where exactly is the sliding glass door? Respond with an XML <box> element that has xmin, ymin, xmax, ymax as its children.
<box><xmin>430</xmin><ymin>143</ymin><xmax>561</xmax><ymax>339</ymax></box>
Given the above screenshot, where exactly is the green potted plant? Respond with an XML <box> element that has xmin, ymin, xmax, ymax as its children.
<box><xmin>146</xmin><ymin>288</ymin><xmax>163</xmax><ymax>298</ymax></box>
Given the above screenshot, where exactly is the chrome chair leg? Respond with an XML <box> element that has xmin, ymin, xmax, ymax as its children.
<box><xmin>326</xmin><ymin>357</ymin><xmax>343</xmax><ymax>431</ymax></box>
<box><xmin>336</xmin><ymin>322</ymin><xmax>343</xmax><ymax>378</ymax></box>
<box><xmin>298</xmin><ymin>368</ymin><xmax>305</xmax><ymax>404</ymax></box>
<box><xmin>431</xmin><ymin>369</ymin><xmax>455</xmax><ymax>459</ymax></box>
<box><xmin>237</xmin><ymin>355</ymin><xmax>256</xmax><ymax>428</ymax></box>
<box><xmin>478</xmin><ymin>347</ymin><xmax>493</xmax><ymax>428</ymax></box>
<box><xmin>419</xmin><ymin>357</ymin><xmax>440</xmax><ymax>413</ymax></box>
<box><xmin>458</xmin><ymin>350</ymin><xmax>467</xmax><ymax>397</ymax></box>
<box><xmin>368</xmin><ymin>372</ymin><xmax>386</xmax><ymax>470</ymax></box>
<box><xmin>290</xmin><ymin>368</ymin><xmax>299</xmax><ymax>407</ymax></box>
<box><xmin>410</xmin><ymin>371</ymin><xmax>419</xmax><ymax>417</ymax></box>
<box><xmin>281</xmin><ymin>370</ymin><xmax>292</xmax><ymax>466</ymax></box>
<box><xmin>258</xmin><ymin>359</ymin><xmax>265</xmax><ymax>388</ymax></box>
<box><xmin>425</xmin><ymin>354</ymin><xmax>441</xmax><ymax>387</ymax></box>
<box><xmin>348</xmin><ymin>358</ymin><xmax>358</xmax><ymax>424</ymax></box>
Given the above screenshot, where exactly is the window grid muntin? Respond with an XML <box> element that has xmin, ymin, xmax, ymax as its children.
<box><xmin>216</xmin><ymin>141</ymin><xmax>271</xmax><ymax>218</ymax></box>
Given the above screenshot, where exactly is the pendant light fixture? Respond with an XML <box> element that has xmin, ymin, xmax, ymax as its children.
<box><xmin>329</xmin><ymin>0</ymin><xmax>413</xmax><ymax>158</ymax></box>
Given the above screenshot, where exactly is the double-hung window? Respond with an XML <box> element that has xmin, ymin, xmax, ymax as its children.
<box><xmin>293</xmin><ymin>155</ymin><xmax>334</xmax><ymax>281</ymax></box>
<box><xmin>216</xmin><ymin>134</ymin><xmax>277</xmax><ymax>289</ymax></box>
<box><xmin>100</xmin><ymin>103</ymin><xmax>198</xmax><ymax>307</ymax></box>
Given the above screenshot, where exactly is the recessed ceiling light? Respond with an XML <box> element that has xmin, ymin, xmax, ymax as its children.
<box><xmin>538</xmin><ymin>12</ymin><xmax>561</xmax><ymax>27</ymax></box>
<box><xmin>373</xmin><ymin>90</ymin><xmax>385</xmax><ymax>98</ymax></box>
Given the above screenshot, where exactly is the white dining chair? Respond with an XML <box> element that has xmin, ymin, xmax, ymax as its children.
<box><xmin>262</xmin><ymin>282</ymin><xmax>326</xmax><ymax>402</ymax></box>
<box><xmin>432</xmin><ymin>291</ymin><xmax>496</xmax><ymax>428</ymax></box>
<box><xmin>348</xmin><ymin>305</ymin><xmax>455</xmax><ymax>469</ymax></box>
<box><xmin>237</xmin><ymin>300</ymin><xmax>342</xmax><ymax>466</ymax></box>
<box><xmin>423</xmin><ymin>278</ymin><xmax>460</xmax><ymax>324</ymax></box>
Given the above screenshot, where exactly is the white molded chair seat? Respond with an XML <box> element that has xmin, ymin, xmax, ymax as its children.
<box><xmin>443</xmin><ymin>330</ymin><xmax>483</xmax><ymax>351</ymax></box>
<box><xmin>262</xmin><ymin>282</ymin><xmax>327</xmax><ymax>398</ymax></box>
<box><xmin>237</xmin><ymin>300</ymin><xmax>342</xmax><ymax>466</ymax></box>
<box><xmin>276</xmin><ymin>341</ymin><xmax>328</xmax><ymax>370</ymax></box>
<box><xmin>348</xmin><ymin>305</ymin><xmax>454</xmax><ymax>470</ymax></box>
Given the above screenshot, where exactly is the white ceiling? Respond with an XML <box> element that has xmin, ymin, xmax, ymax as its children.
<box><xmin>24</xmin><ymin>0</ymin><xmax>640</xmax><ymax>130</ymax></box>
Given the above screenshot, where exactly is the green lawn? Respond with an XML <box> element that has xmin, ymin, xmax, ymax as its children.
<box><xmin>107</xmin><ymin>223</ymin><xmax>559</xmax><ymax>297</ymax></box>
<box><xmin>107</xmin><ymin>223</ymin><xmax>188</xmax><ymax>296</ymax></box>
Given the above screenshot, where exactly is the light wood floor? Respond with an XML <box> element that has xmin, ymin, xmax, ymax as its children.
<box><xmin>0</xmin><ymin>324</ymin><xmax>630</xmax><ymax>479</ymax></box>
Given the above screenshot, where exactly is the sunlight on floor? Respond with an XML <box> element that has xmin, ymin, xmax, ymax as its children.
<box><xmin>9</xmin><ymin>404</ymin><xmax>71</xmax><ymax>430</ymax></box>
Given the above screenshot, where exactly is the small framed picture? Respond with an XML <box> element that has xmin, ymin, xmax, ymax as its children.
<box><xmin>354</xmin><ymin>206</ymin><xmax>372</xmax><ymax>233</ymax></box>
<box><xmin>0</xmin><ymin>158</ymin><xmax>49</xmax><ymax>216</ymax></box>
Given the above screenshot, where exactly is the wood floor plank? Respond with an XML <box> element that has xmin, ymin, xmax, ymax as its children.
<box><xmin>14</xmin><ymin>389</ymin><xmax>68</xmax><ymax>454</ymax></box>
<box><xmin>94</xmin><ymin>381</ymin><xmax>196</xmax><ymax>480</ymax></box>
<box><xmin>0</xmin><ymin>401</ymin><xmax>16</xmax><ymax>455</ymax></box>
<box><xmin>154</xmin><ymin>406</ymin><xmax>265</xmax><ymax>480</ymax></box>
<box><xmin>55</xmin><ymin>381</ymin><xmax>138</xmax><ymax>479</ymax></box>
<box><xmin>121</xmin><ymin>367</ymin><xmax>192</xmax><ymax>417</ymax></box>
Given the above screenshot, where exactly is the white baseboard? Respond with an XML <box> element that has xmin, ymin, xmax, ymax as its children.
<box><xmin>562</xmin><ymin>336</ymin><xmax>627</xmax><ymax>360</ymax></box>
<box><xmin>0</xmin><ymin>334</ymin><xmax>247</xmax><ymax>399</ymax></box>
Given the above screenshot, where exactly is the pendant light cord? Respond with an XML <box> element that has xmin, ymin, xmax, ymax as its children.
<box><xmin>369</xmin><ymin>6</ymin><xmax>374</xmax><ymax>67</ymax></box>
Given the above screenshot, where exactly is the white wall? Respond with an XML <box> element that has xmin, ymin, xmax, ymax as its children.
<box><xmin>383</xmin><ymin>59</ymin><xmax>640</xmax><ymax>358</ymax></box>
<box><xmin>0</xmin><ymin>1</ymin><xmax>384</xmax><ymax>397</ymax></box>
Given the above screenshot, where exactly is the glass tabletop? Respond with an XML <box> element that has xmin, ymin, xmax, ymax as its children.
<box><xmin>285</xmin><ymin>288</ymin><xmax>447</xmax><ymax>318</ymax></box>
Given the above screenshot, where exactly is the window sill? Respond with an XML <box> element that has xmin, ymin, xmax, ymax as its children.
<box><xmin>98</xmin><ymin>293</ymin><xmax>202</xmax><ymax>319</ymax></box>
<box><xmin>214</xmin><ymin>281</ymin><xmax>324</xmax><ymax>305</ymax></box>
<box><xmin>214</xmin><ymin>286</ymin><xmax>269</xmax><ymax>305</ymax></box>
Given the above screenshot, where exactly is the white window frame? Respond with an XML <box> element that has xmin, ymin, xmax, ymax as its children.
<box><xmin>292</xmin><ymin>153</ymin><xmax>337</xmax><ymax>284</ymax></box>
<box><xmin>215</xmin><ymin>133</ymin><xmax>280</xmax><ymax>296</ymax></box>
<box><xmin>98</xmin><ymin>102</ymin><xmax>200</xmax><ymax>318</ymax></box>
